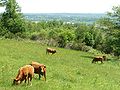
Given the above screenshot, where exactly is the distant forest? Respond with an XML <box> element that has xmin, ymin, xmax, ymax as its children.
<box><xmin>24</xmin><ymin>13</ymin><xmax>105</xmax><ymax>24</ymax></box>
<box><xmin>0</xmin><ymin>0</ymin><xmax>120</xmax><ymax>56</ymax></box>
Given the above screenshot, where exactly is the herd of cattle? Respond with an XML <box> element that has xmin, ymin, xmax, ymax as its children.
<box><xmin>13</xmin><ymin>61</ymin><xmax>46</xmax><ymax>85</ymax></box>
<box><xmin>12</xmin><ymin>47</ymin><xmax>56</xmax><ymax>85</ymax></box>
<box><xmin>12</xmin><ymin>47</ymin><xmax>107</xmax><ymax>86</ymax></box>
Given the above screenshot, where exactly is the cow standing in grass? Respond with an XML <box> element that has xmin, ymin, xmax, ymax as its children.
<box><xmin>46</xmin><ymin>48</ymin><xmax>56</xmax><ymax>54</ymax></box>
<box><xmin>13</xmin><ymin>65</ymin><xmax>34</xmax><ymax>85</ymax></box>
<box><xmin>30</xmin><ymin>61</ymin><xmax>46</xmax><ymax>81</ymax></box>
<box><xmin>92</xmin><ymin>56</ymin><xmax>106</xmax><ymax>64</ymax></box>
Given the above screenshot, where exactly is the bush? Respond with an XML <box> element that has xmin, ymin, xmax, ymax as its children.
<box><xmin>47</xmin><ymin>38</ymin><xmax>58</xmax><ymax>47</ymax></box>
<box><xmin>70</xmin><ymin>42</ymin><xmax>91</xmax><ymax>52</ymax></box>
<box><xmin>30</xmin><ymin>34</ymin><xmax>40</xmax><ymax>40</ymax></box>
<box><xmin>3</xmin><ymin>32</ymin><xmax>15</xmax><ymax>39</ymax></box>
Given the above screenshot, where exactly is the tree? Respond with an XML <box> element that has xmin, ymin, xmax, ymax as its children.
<box><xmin>75</xmin><ymin>23</ymin><xmax>88</xmax><ymax>43</ymax></box>
<box><xmin>107</xmin><ymin>5</ymin><xmax>120</xmax><ymax>29</ymax></box>
<box><xmin>95</xmin><ymin>17</ymin><xmax>114</xmax><ymax>32</ymax></box>
<box><xmin>84</xmin><ymin>32</ymin><xmax>94</xmax><ymax>46</ymax></box>
<box><xmin>1</xmin><ymin>0</ymin><xmax>25</xmax><ymax>34</ymax></box>
<box><xmin>107</xmin><ymin>5</ymin><xmax>120</xmax><ymax>56</ymax></box>
<box><xmin>57</xmin><ymin>29</ymin><xmax>75</xmax><ymax>48</ymax></box>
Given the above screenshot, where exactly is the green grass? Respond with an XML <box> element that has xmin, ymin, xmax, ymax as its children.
<box><xmin>0</xmin><ymin>39</ymin><xmax>120</xmax><ymax>90</ymax></box>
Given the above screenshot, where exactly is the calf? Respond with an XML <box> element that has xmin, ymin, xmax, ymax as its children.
<box><xmin>30</xmin><ymin>61</ymin><xmax>46</xmax><ymax>81</ymax></box>
<box><xmin>13</xmin><ymin>65</ymin><xmax>34</xmax><ymax>85</ymax></box>
<box><xmin>92</xmin><ymin>56</ymin><xmax>106</xmax><ymax>64</ymax></box>
<box><xmin>46</xmin><ymin>48</ymin><xmax>56</xmax><ymax>54</ymax></box>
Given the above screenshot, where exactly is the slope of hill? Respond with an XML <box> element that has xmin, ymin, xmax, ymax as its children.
<box><xmin>0</xmin><ymin>39</ymin><xmax>120</xmax><ymax>90</ymax></box>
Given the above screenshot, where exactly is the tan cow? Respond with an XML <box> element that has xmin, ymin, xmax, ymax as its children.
<box><xmin>13</xmin><ymin>65</ymin><xmax>34</xmax><ymax>85</ymax></box>
<box><xmin>92</xmin><ymin>56</ymin><xmax>106</xmax><ymax>63</ymax></box>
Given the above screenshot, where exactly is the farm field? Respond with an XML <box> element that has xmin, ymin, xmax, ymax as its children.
<box><xmin>0</xmin><ymin>39</ymin><xmax>120</xmax><ymax>90</ymax></box>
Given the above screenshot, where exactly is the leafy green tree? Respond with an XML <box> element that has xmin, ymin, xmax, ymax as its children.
<box><xmin>103</xmin><ymin>36</ymin><xmax>115</xmax><ymax>54</ymax></box>
<box><xmin>106</xmin><ymin>5</ymin><xmax>120</xmax><ymax>55</ymax></box>
<box><xmin>75</xmin><ymin>23</ymin><xmax>88</xmax><ymax>43</ymax></box>
<box><xmin>48</xmin><ymin>29</ymin><xmax>58</xmax><ymax>40</ymax></box>
<box><xmin>1</xmin><ymin>0</ymin><xmax>25</xmax><ymax>34</ymax></box>
<box><xmin>95</xmin><ymin>17</ymin><xmax>114</xmax><ymax>32</ymax></box>
<box><xmin>95</xmin><ymin>5</ymin><xmax>120</xmax><ymax>55</ymax></box>
<box><xmin>84</xmin><ymin>32</ymin><xmax>94</xmax><ymax>46</ymax></box>
<box><xmin>107</xmin><ymin>5</ymin><xmax>120</xmax><ymax>29</ymax></box>
<box><xmin>58</xmin><ymin>30</ymin><xmax>75</xmax><ymax>48</ymax></box>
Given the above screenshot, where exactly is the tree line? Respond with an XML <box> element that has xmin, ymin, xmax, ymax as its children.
<box><xmin>0</xmin><ymin>0</ymin><xmax>120</xmax><ymax>56</ymax></box>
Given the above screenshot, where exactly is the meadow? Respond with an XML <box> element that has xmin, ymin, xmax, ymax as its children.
<box><xmin>0</xmin><ymin>39</ymin><xmax>120</xmax><ymax>90</ymax></box>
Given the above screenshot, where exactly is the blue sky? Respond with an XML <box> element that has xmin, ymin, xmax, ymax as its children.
<box><xmin>0</xmin><ymin>0</ymin><xmax>120</xmax><ymax>13</ymax></box>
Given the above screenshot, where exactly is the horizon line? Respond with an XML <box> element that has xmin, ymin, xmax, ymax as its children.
<box><xmin>22</xmin><ymin>12</ymin><xmax>106</xmax><ymax>14</ymax></box>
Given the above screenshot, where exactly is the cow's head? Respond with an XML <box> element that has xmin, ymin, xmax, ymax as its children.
<box><xmin>12</xmin><ymin>79</ymin><xmax>19</xmax><ymax>85</ymax></box>
<box><xmin>40</xmin><ymin>65</ymin><xmax>46</xmax><ymax>81</ymax></box>
<box><xmin>103</xmin><ymin>56</ymin><xmax>106</xmax><ymax>61</ymax></box>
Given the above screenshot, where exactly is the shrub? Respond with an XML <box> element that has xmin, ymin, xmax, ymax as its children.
<box><xmin>70</xmin><ymin>42</ymin><xmax>90</xmax><ymax>52</ymax></box>
<box><xmin>30</xmin><ymin>34</ymin><xmax>39</xmax><ymax>40</ymax></box>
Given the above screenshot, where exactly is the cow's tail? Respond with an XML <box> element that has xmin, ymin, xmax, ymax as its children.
<box><xmin>43</xmin><ymin>66</ymin><xmax>46</xmax><ymax>81</ymax></box>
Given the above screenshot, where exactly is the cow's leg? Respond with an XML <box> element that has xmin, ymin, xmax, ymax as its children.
<box><xmin>27</xmin><ymin>77</ymin><xmax>29</xmax><ymax>84</ymax></box>
<box><xmin>29</xmin><ymin>76</ymin><xmax>32</xmax><ymax>86</ymax></box>
<box><xmin>97</xmin><ymin>61</ymin><xmax>99</xmax><ymax>63</ymax></box>
<box><xmin>92</xmin><ymin>60</ymin><xmax>94</xmax><ymax>63</ymax></box>
<box><xmin>39</xmin><ymin>74</ymin><xmax>41</xmax><ymax>80</ymax></box>
<box><xmin>101</xmin><ymin>60</ymin><xmax>103</xmax><ymax>63</ymax></box>
<box><xmin>20</xmin><ymin>80</ymin><xmax>23</xmax><ymax>84</ymax></box>
<box><xmin>95</xmin><ymin>61</ymin><xmax>97</xmax><ymax>63</ymax></box>
<box><xmin>46</xmin><ymin>50</ymin><xmax>48</xmax><ymax>54</ymax></box>
<box><xmin>39</xmin><ymin>67</ymin><xmax>41</xmax><ymax>80</ymax></box>
<box><xmin>25</xmin><ymin>75</ymin><xmax>27</xmax><ymax>84</ymax></box>
<box><xmin>30</xmin><ymin>76</ymin><xmax>32</xmax><ymax>81</ymax></box>
<box><xmin>24</xmin><ymin>78</ymin><xmax>27</xmax><ymax>83</ymax></box>
<box><xmin>43</xmin><ymin>72</ymin><xmax>46</xmax><ymax>81</ymax></box>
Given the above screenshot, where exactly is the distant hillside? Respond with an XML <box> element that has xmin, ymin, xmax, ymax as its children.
<box><xmin>23</xmin><ymin>13</ymin><xmax>106</xmax><ymax>24</ymax></box>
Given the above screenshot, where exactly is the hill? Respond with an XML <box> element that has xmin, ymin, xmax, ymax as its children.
<box><xmin>24</xmin><ymin>13</ymin><xmax>105</xmax><ymax>24</ymax></box>
<box><xmin>0</xmin><ymin>39</ymin><xmax>120</xmax><ymax>90</ymax></box>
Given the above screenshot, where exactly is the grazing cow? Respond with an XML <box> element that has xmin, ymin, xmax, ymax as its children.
<box><xmin>13</xmin><ymin>65</ymin><xmax>34</xmax><ymax>85</ymax></box>
<box><xmin>92</xmin><ymin>56</ymin><xmax>106</xmax><ymax>64</ymax></box>
<box><xmin>46</xmin><ymin>48</ymin><xmax>56</xmax><ymax>54</ymax></box>
<box><xmin>30</xmin><ymin>61</ymin><xmax>46</xmax><ymax>81</ymax></box>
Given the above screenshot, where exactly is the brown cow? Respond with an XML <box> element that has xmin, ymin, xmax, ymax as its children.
<box><xmin>30</xmin><ymin>61</ymin><xmax>46</xmax><ymax>81</ymax></box>
<box><xmin>46</xmin><ymin>48</ymin><xmax>56</xmax><ymax>54</ymax></box>
<box><xmin>92</xmin><ymin>56</ymin><xmax>106</xmax><ymax>64</ymax></box>
<box><xmin>13</xmin><ymin>65</ymin><xmax>34</xmax><ymax>85</ymax></box>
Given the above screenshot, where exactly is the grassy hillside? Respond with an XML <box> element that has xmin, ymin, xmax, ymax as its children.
<box><xmin>0</xmin><ymin>39</ymin><xmax>120</xmax><ymax>90</ymax></box>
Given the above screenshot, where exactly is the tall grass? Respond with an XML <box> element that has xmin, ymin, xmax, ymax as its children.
<box><xmin>0</xmin><ymin>39</ymin><xmax>120</xmax><ymax>90</ymax></box>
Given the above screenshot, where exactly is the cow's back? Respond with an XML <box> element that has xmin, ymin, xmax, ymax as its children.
<box><xmin>22</xmin><ymin>65</ymin><xmax>34</xmax><ymax>76</ymax></box>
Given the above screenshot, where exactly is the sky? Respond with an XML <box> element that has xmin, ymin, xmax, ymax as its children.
<box><xmin>0</xmin><ymin>0</ymin><xmax>120</xmax><ymax>13</ymax></box>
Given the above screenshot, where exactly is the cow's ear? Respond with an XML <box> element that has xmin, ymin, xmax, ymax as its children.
<box><xmin>44</xmin><ymin>65</ymin><xmax>46</xmax><ymax>68</ymax></box>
